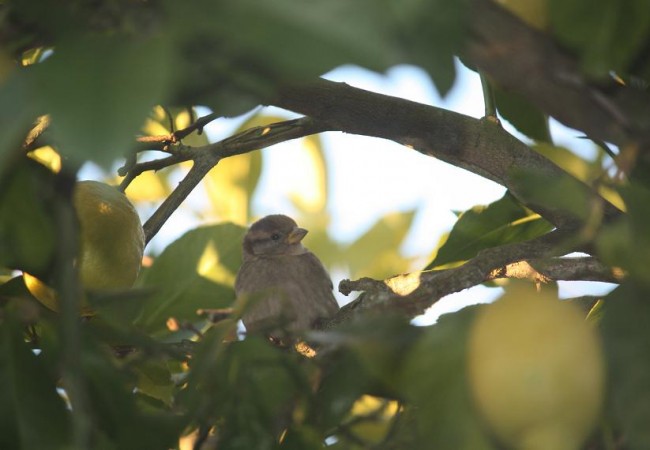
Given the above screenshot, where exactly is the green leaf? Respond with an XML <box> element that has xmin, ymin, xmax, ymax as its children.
<box><xmin>426</xmin><ymin>193</ymin><xmax>552</xmax><ymax>269</ymax></box>
<box><xmin>179</xmin><ymin>0</ymin><xmax>400</xmax><ymax>77</ymax></box>
<box><xmin>204</xmin><ymin>114</ymin><xmax>270</xmax><ymax>225</ymax></box>
<box><xmin>134</xmin><ymin>223</ymin><xmax>246</xmax><ymax>337</ymax></box>
<box><xmin>398</xmin><ymin>307</ymin><xmax>496</xmax><ymax>449</ymax></box>
<box><xmin>494</xmin><ymin>88</ymin><xmax>551</xmax><ymax>142</ymax></box>
<box><xmin>133</xmin><ymin>360</ymin><xmax>175</xmax><ymax>407</ymax></box>
<box><xmin>550</xmin><ymin>0</ymin><xmax>650</xmax><ymax>77</ymax></box>
<box><xmin>0</xmin><ymin>71</ymin><xmax>41</xmax><ymax>172</ymax></box>
<box><xmin>34</xmin><ymin>34</ymin><xmax>171</xmax><ymax>167</ymax></box>
<box><xmin>345</xmin><ymin>210</ymin><xmax>417</xmax><ymax>279</ymax></box>
<box><xmin>511</xmin><ymin>167</ymin><xmax>599</xmax><ymax>223</ymax></box>
<box><xmin>0</xmin><ymin>313</ymin><xmax>71</xmax><ymax>449</ymax></box>
<box><xmin>385</xmin><ymin>0</ymin><xmax>469</xmax><ymax>95</ymax></box>
<box><xmin>601</xmin><ymin>282</ymin><xmax>650</xmax><ymax>449</ymax></box>
<box><xmin>597</xmin><ymin>185</ymin><xmax>650</xmax><ymax>285</ymax></box>
<box><xmin>532</xmin><ymin>143</ymin><xmax>595</xmax><ymax>181</ymax></box>
<box><xmin>185</xmin><ymin>335</ymin><xmax>307</xmax><ymax>449</ymax></box>
<box><xmin>78</xmin><ymin>332</ymin><xmax>185</xmax><ymax>449</ymax></box>
<box><xmin>0</xmin><ymin>158</ymin><xmax>57</xmax><ymax>276</ymax></box>
<box><xmin>168</xmin><ymin>0</ymin><xmax>402</xmax><ymax>113</ymax></box>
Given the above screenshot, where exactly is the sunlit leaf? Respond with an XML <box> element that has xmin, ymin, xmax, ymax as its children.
<box><xmin>288</xmin><ymin>134</ymin><xmax>328</xmax><ymax>214</ymax></box>
<box><xmin>204</xmin><ymin>114</ymin><xmax>273</xmax><ymax>224</ymax></box>
<box><xmin>345</xmin><ymin>210</ymin><xmax>417</xmax><ymax>279</ymax></box>
<box><xmin>533</xmin><ymin>143</ymin><xmax>594</xmax><ymax>181</ymax></box>
<box><xmin>27</xmin><ymin>146</ymin><xmax>61</xmax><ymax>173</ymax></box>
<box><xmin>426</xmin><ymin>193</ymin><xmax>552</xmax><ymax>269</ymax></box>
<box><xmin>123</xmin><ymin>171</ymin><xmax>171</xmax><ymax>203</ymax></box>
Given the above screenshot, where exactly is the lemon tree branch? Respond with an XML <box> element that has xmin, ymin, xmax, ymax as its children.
<box><xmin>333</xmin><ymin>229</ymin><xmax>619</xmax><ymax>324</ymax></box>
<box><xmin>465</xmin><ymin>0</ymin><xmax>650</xmax><ymax>152</ymax></box>
<box><xmin>273</xmin><ymin>79</ymin><xmax>621</xmax><ymax>230</ymax></box>
<box><xmin>140</xmin><ymin>116</ymin><xmax>330</xmax><ymax>243</ymax></box>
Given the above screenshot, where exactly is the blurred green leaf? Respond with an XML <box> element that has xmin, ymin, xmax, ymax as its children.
<box><xmin>168</xmin><ymin>0</ymin><xmax>402</xmax><ymax>113</ymax></box>
<box><xmin>597</xmin><ymin>185</ymin><xmax>650</xmax><ymax>285</ymax></box>
<box><xmin>0</xmin><ymin>312</ymin><xmax>71</xmax><ymax>450</ymax></box>
<box><xmin>174</xmin><ymin>0</ymin><xmax>400</xmax><ymax>77</ymax></box>
<box><xmin>549</xmin><ymin>0</ymin><xmax>650</xmax><ymax>77</ymax></box>
<box><xmin>185</xmin><ymin>335</ymin><xmax>308</xmax><ymax>449</ymax></box>
<box><xmin>533</xmin><ymin>143</ymin><xmax>595</xmax><ymax>181</ymax></box>
<box><xmin>398</xmin><ymin>307</ymin><xmax>496</xmax><ymax>449</ymax></box>
<box><xmin>135</xmin><ymin>223</ymin><xmax>245</xmax><ymax>338</ymax></box>
<box><xmin>601</xmin><ymin>282</ymin><xmax>650</xmax><ymax>449</ymax></box>
<box><xmin>0</xmin><ymin>71</ymin><xmax>41</xmax><ymax>171</ymax></box>
<box><xmin>204</xmin><ymin>114</ymin><xmax>271</xmax><ymax>225</ymax></box>
<box><xmin>133</xmin><ymin>359</ymin><xmax>175</xmax><ymax>407</ymax></box>
<box><xmin>511</xmin><ymin>167</ymin><xmax>598</xmax><ymax>223</ymax></box>
<box><xmin>345</xmin><ymin>210</ymin><xmax>417</xmax><ymax>279</ymax></box>
<box><xmin>34</xmin><ymin>34</ymin><xmax>171</xmax><ymax>167</ymax></box>
<box><xmin>86</xmin><ymin>288</ymin><xmax>151</xmax><ymax>329</ymax></box>
<box><xmin>78</xmin><ymin>332</ymin><xmax>184</xmax><ymax>449</ymax></box>
<box><xmin>495</xmin><ymin>88</ymin><xmax>551</xmax><ymax>142</ymax></box>
<box><xmin>426</xmin><ymin>193</ymin><xmax>552</xmax><ymax>269</ymax></box>
<box><xmin>385</xmin><ymin>0</ymin><xmax>468</xmax><ymax>95</ymax></box>
<box><xmin>0</xmin><ymin>158</ymin><xmax>57</xmax><ymax>276</ymax></box>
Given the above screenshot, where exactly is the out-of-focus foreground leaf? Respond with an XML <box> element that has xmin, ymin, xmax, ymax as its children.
<box><xmin>0</xmin><ymin>311</ymin><xmax>71</xmax><ymax>449</ymax></box>
<box><xmin>601</xmin><ymin>283</ymin><xmax>650</xmax><ymax>450</ymax></box>
<box><xmin>0</xmin><ymin>158</ymin><xmax>57</xmax><ymax>277</ymax></box>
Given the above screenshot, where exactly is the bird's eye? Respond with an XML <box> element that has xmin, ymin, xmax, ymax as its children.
<box><xmin>271</xmin><ymin>233</ymin><xmax>281</xmax><ymax>241</ymax></box>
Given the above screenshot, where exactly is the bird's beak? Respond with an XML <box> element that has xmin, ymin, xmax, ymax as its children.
<box><xmin>287</xmin><ymin>227</ymin><xmax>308</xmax><ymax>244</ymax></box>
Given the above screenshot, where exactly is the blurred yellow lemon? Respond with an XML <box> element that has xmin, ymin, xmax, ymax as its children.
<box><xmin>24</xmin><ymin>180</ymin><xmax>145</xmax><ymax>314</ymax></box>
<box><xmin>467</xmin><ymin>284</ymin><xmax>604</xmax><ymax>450</ymax></box>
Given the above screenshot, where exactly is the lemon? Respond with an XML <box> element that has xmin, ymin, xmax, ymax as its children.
<box><xmin>467</xmin><ymin>283</ymin><xmax>605</xmax><ymax>450</ymax></box>
<box><xmin>74</xmin><ymin>180</ymin><xmax>145</xmax><ymax>290</ymax></box>
<box><xmin>24</xmin><ymin>180</ymin><xmax>145</xmax><ymax>314</ymax></box>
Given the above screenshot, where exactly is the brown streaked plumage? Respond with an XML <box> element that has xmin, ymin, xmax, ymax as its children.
<box><xmin>235</xmin><ymin>215</ymin><xmax>339</xmax><ymax>340</ymax></box>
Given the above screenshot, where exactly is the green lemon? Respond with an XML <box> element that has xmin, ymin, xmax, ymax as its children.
<box><xmin>74</xmin><ymin>180</ymin><xmax>144</xmax><ymax>290</ymax></box>
<box><xmin>25</xmin><ymin>180</ymin><xmax>144</xmax><ymax>314</ymax></box>
<box><xmin>467</xmin><ymin>283</ymin><xmax>605</xmax><ymax>450</ymax></box>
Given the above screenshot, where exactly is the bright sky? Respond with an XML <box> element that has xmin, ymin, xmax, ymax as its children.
<box><xmin>84</xmin><ymin>60</ymin><xmax>615</xmax><ymax>324</ymax></box>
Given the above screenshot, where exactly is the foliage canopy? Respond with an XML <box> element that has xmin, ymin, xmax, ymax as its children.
<box><xmin>1</xmin><ymin>0</ymin><xmax>650</xmax><ymax>449</ymax></box>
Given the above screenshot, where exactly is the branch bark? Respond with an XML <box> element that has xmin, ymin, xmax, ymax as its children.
<box><xmin>272</xmin><ymin>79</ymin><xmax>621</xmax><ymax>229</ymax></box>
<box><xmin>465</xmin><ymin>0</ymin><xmax>650</xmax><ymax>152</ymax></box>
<box><xmin>333</xmin><ymin>230</ymin><xmax>619</xmax><ymax>325</ymax></box>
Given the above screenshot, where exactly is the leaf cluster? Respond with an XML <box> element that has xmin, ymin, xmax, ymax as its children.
<box><xmin>1</xmin><ymin>0</ymin><xmax>650</xmax><ymax>449</ymax></box>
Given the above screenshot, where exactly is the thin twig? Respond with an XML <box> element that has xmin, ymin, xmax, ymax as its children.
<box><xmin>140</xmin><ymin>116</ymin><xmax>331</xmax><ymax>244</ymax></box>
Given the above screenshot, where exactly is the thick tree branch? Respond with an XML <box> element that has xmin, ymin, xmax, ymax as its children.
<box><xmin>332</xmin><ymin>229</ymin><xmax>620</xmax><ymax>324</ymax></box>
<box><xmin>465</xmin><ymin>0</ymin><xmax>650</xmax><ymax>152</ymax></box>
<box><xmin>273</xmin><ymin>79</ymin><xmax>621</xmax><ymax>229</ymax></box>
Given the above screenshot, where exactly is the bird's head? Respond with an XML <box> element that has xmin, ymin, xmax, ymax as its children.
<box><xmin>242</xmin><ymin>214</ymin><xmax>309</xmax><ymax>260</ymax></box>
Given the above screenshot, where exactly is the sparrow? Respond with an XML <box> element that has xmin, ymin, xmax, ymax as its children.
<box><xmin>234</xmin><ymin>214</ymin><xmax>339</xmax><ymax>340</ymax></box>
